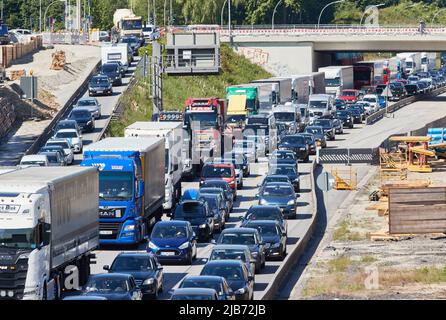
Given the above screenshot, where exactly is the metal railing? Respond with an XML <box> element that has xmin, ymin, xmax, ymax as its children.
<box><xmin>42</xmin><ymin>32</ymin><xmax>90</xmax><ymax>45</ymax></box>
<box><xmin>164</xmin><ymin>53</ymin><xmax>221</xmax><ymax>71</ymax></box>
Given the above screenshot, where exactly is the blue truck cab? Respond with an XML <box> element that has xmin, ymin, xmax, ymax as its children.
<box><xmin>81</xmin><ymin>137</ymin><xmax>165</xmax><ymax>245</ymax></box>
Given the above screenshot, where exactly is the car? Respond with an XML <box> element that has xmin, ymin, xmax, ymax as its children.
<box><xmin>216</xmin><ymin>228</ymin><xmax>266</xmax><ymax>273</ymax></box>
<box><xmin>335</xmin><ymin>110</ymin><xmax>354</xmax><ymax>129</ymax></box>
<box><xmin>242</xmin><ymin>205</ymin><xmax>288</xmax><ymax>235</ymax></box>
<box><xmin>88</xmin><ymin>75</ymin><xmax>113</xmax><ymax>96</ymax></box>
<box><xmin>53</xmin><ymin>129</ymin><xmax>83</xmax><ymax>153</ymax></box>
<box><xmin>346</xmin><ymin>106</ymin><xmax>363</xmax><ymax>124</ymax></box>
<box><xmin>200</xmin><ymin>163</ymin><xmax>237</xmax><ymax>199</ymax></box>
<box><xmin>339</xmin><ymin>89</ymin><xmax>361</xmax><ymax>104</ymax></box>
<box><xmin>54</xmin><ymin>119</ymin><xmax>81</xmax><ymax>136</ymax></box>
<box><xmin>214</xmin><ymin>158</ymin><xmax>244</xmax><ymax>189</ymax></box>
<box><xmin>269</xmin><ymin>150</ymin><xmax>297</xmax><ymax>168</ymax></box>
<box><xmin>170</xmin><ymin>288</ymin><xmax>219</xmax><ymax>300</ymax></box>
<box><xmin>199</xmin><ymin>187</ymin><xmax>232</xmax><ymax>218</ymax></box>
<box><xmin>232</xmin><ymin>139</ymin><xmax>260</xmax><ymax>163</ymax></box>
<box><xmin>147</xmin><ymin>220</ymin><xmax>198</xmax><ymax>265</ymax></box>
<box><xmin>63</xmin><ymin>296</ymin><xmax>108</xmax><ymax>300</ymax></box>
<box><xmin>79</xmin><ymin>273</ymin><xmax>142</xmax><ymax>300</ymax></box>
<box><xmin>244</xmin><ymin>133</ymin><xmax>267</xmax><ymax>158</ymax></box>
<box><xmin>19</xmin><ymin>155</ymin><xmax>48</xmax><ymax>168</ymax></box>
<box><xmin>103</xmin><ymin>252</ymin><xmax>164</xmax><ymax>300</ymax></box>
<box><xmin>278</xmin><ymin>135</ymin><xmax>310</xmax><ymax>162</ymax></box>
<box><xmin>375</xmin><ymin>84</ymin><xmax>387</xmax><ymax>95</ymax></box>
<box><xmin>258</xmin><ymin>175</ymin><xmax>293</xmax><ymax>194</ymax></box>
<box><xmin>407</xmin><ymin>75</ymin><xmax>420</xmax><ymax>84</ymax></box>
<box><xmin>120</xmin><ymin>36</ymin><xmax>141</xmax><ymax>55</ymax></box>
<box><xmin>74</xmin><ymin>97</ymin><xmax>101</xmax><ymax>119</ymax></box>
<box><xmin>389</xmin><ymin>82</ymin><xmax>407</xmax><ymax>101</ymax></box>
<box><xmin>334</xmin><ymin>98</ymin><xmax>347</xmax><ymax>110</ymax></box>
<box><xmin>417</xmin><ymin>80</ymin><xmax>430</xmax><ymax>93</ymax></box>
<box><xmin>361</xmin><ymin>94</ymin><xmax>380</xmax><ymax>112</ymax></box>
<box><xmin>223</xmin><ymin>152</ymin><xmax>250</xmax><ymax>177</ymax></box>
<box><xmin>67</xmin><ymin>108</ymin><xmax>95</xmax><ymax>133</ymax></box>
<box><xmin>377</xmin><ymin>95</ymin><xmax>387</xmax><ymax>109</ymax></box>
<box><xmin>99</xmin><ymin>30</ymin><xmax>111</xmax><ymax>42</ymax></box>
<box><xmin>178</xmin><ymin>275</ymin><xmax>236</xmax><ymax>300</ymax></box>
<box><xmin>257</xmin><ymin>182</ymin><xmax>298</xmax><ymax>219</ymax></box>
<box><xmin>296</xmin><ymin>133</ymin><xmax>317</xmax><ymax>155</ymax></box>
<box><xmin>108</xmin><ymin>60</ymin><xmax>126</xmax><ymax>77</ymax></box>
<box><xmin>200</xmin><ymin>180</ymin><xmax>235</xmax><ymax>214</ymax></box>
<box><xmin>405</xmin><ymin>84</ymin><xmax>420</xmax><ymax>96</ymax></box>
<box><xmin>355</xmin><ymin>101</ymin><xmax>374</xmax><ymax>116</ymax></box>
<box><xmin>304</xmin><ymin>126</ymin><xmax>327</xmax><ymax>148</ymax></box>
<box><xmin>45</xmin><ymin>139</ymin><xmax>74</xmax><ymax>165</ymax></box>
<box><xmin>268</xmin><ymin>162</ymin><xmax>300</xmax><ymax>191</ymax></box>
<box><xmin>37</xmin><ymin>151</ymin><xmax>64</xmax><ymax>167</ymax></box>
<box><xmin>101</xmin><ymin>63</ymin><xmax>123</xmax><ymax>86</ymax></box>
<box><xmin>311</xmin><ymin>119</ymin><xmax>336</xmax><ymax>141</ymax></box>
<box><xmin>326</xmin><ymin>116</ymin><xmax>344</xmax><ymax>134</ymax></box>
<box><xmin>241</xmin><ymin>220</ymin><xmax>287</xmax><ymax>261</ymax></box>
<box><xmin>200</xmin><ymin>193</ymin><xmax>227</xmax><ymax>232</ymax></box>
<box><xmin>200</xmin><ymin>260</ymin><xmax>254</xmax><ymax>300</ymax></box>
<box><xmin>173</xmin><ymin>199</ymin><xmax>215</xmax><ymax>241</ymax></box>
<box><xmin>209</xmin><ymin>245</ymin><xmax>256</xmax><ymax>277</ymax></box>
<box><xmin>39</xmin><ymin>145</ymin><xmax>67</xmax><ymax>166</ymax></box>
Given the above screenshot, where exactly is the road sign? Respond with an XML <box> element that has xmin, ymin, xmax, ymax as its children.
<box><xmin>381</xmin><ymin>86</ymin><xmax>393</xmax><ymax>97</ymax></box>
<box><xmin>316</xmin><ymin>171</ymin><xmax>335</xmax><ymax>192</ymax></box>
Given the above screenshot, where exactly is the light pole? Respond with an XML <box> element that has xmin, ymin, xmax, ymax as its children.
<box><xmin>431</xmin><ymin>8</ymin><xmax>446</xmax><ymax>26</ymax></box>
<box><xmin>44</xmin><ymin>0</ymin><xmax>65</xmax><ymax>31</ymax></box>
<box><xmin>360</xmin><ymin>3</ymin><xmax>385</xmax><ymax>26</ymax></box>
<box><xmin>317</xmin><ymin>0</ymin><xmax>345</xmax><ymax>28</ymax></box>
<box><xmin>163</xmin><ymin>0</ymin><xmax>167</xmax><ymax>26</ymax></box>
<box><xmin>228</xmin><ymin>0</ymin><xmax>232</xmax><ymax>40</ymax></box>
<box><xmin>221</xmin><ymin>0</ymin><xmax>228</xmax><ymax>28</ymax></box>
<box><xmin>272</xmin><ymin>0</ymin><xmax>283</xmax><ymax>30</ymax></box>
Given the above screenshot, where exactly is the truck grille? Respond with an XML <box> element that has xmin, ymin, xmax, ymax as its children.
<box><xmin>99</xmin><ymin>222</ymin><xmax>122</xmax><ymax>240</ymax></box>
<box><xmin>0</xmin><ymin>260</ymin><xmax>28</xmax><ymax>300</ymax></box>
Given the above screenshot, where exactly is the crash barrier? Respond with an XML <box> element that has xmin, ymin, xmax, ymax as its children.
<box><xmin>0</xmin><ymin>36</ymin><xmax>43</xmax><ymax>68</ymax></box>
<box><xmin>42</xmin><ymin>32</ymin><xmax>89</xmax><ymax>45</ymax></box>
<box><xmin>365</xmin><ymin>85</ymin><xmax>446</xmax><ymax>126</ymax></box>
<box><xmin>24</xmin><ymin>61</ymin><xmax>101</xmax><ymax>157</ymax></box>
<box><xmin>261</xmin><ymin>160</ymin><xmax>318</xmax><ymax>300</ymax></box>
<box><xmin>317</xmin><ymin>148</ymin><xmax>379</xmax><ymax>165</ymax></box>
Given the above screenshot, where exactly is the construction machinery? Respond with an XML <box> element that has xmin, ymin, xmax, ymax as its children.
<box><xmin>389</xmin><ymin>136</ymin><xmax>435</xmax><ymax>173</ymax></box>
<box><xmin>331</xmin><ymin>166</ymin><xmax>357</xmax><ymax>190</ymax></box>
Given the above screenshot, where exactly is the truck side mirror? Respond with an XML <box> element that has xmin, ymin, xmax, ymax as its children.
<box><xmin>42</xmin><ymin>222</ymin><xmax>51</xmax><ymax>247</ymax></box>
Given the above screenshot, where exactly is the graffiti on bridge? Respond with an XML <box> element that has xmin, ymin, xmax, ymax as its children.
<box><xmin>237</xmin><ymin>47</ymin><xmax>269</xmax><ymax>66</ymax></box>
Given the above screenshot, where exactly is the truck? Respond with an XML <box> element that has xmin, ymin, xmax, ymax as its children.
<box><xmin>81</xmin><ymin>137</ymin><xmax>165</xmax><ymax>245</ymax></box>
<box><xmin>273</xmin><ymin>103</ymin><xmax>302</xmax><ymax>136</ymax></box>
<box><xmin>306</xmin><ymin>72</ymin><xmax>326</xmax><ymax>95</ymax></box>
<box><xmin>421</xmin><ymin>52</ymin><xmax>437</xmax><ymax>72</ymax></box>
<box><xmin>112</xmin><ymin>9</ymin><xmax>143</xmax><ymax>40</ymax></box>
<box><xmin>101</xmin><ymin>43</ymin><xmax>130</xmax><ymax>72</ymax></box>
<box><xmin>353</xmin><ymin>61</ymin><xmax>384</xmax><ymax>90</ymax></box>
<box><xmin>383</xmin><ymin>57</ymin><xmax>402</xmax><ymax>84</ymax></box>
<box><xmin>251</xmin><ymin>77</ymin><xmax>293</xmax><ymax>105</ymax></box>
<box><xmin>0</xmin><ymin>22</ymin><xmax>9</xmax><ymax>45</ymax></box>
<box><xmin>124</xmin><ymin>122</ymin><xmax>183</xmax><ymax>212</ymax></box>
<box><xmin>318</xmin><ymin>66</ymin><xmax>354</xmax><ymax>97</ymax></box>
<box><xmin>0</xmin><ymin>167</ymin><xmax>99</xmax><ymax>300</ymax></box>
<box><xmin>290</xmin><ymin>75</ymin><xmax>312</xmax><ymax>104</ymax></box>
<box><xmin>396</xmin><ymin>53</ymin><xmax>422</xmax><ymax>76</ymax></box>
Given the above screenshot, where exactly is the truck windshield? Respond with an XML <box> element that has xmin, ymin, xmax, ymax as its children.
<box><xmin>274</xmin><ymin>112</ymin><xmax>295</xmax><ymax>122</ymax></box>
<box><xmin>99</xmin><ymin>172</ymin><xmax>134</xmax><ymax>201</ymax></box>
<box><xmin>189</xmin><ymin>113</ymin><xmax>217</xmax><ymax>130</ymax></box>
<box><xmin>309</xmin><ymin>100</ymin><xmax>327</xmax><ymax>109</ymax></box>
<box><xmin>325</xmin><ymin>78</ymin><xmax>341</xmax><ymax>87</ymax></box>
<box><xmin>122</xmin><ymin>20</ymin><xmax>142</xmax><ymax>30</ymax></box>
<box><xmin>0</xmin><ymin>228</ymin><xmax>37</xmax><ymax>249</ymax></box>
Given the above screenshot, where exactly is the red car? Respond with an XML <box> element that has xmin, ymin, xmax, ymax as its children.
<box><xmin>338</xmin><ymin>89</ymin><xmax>361</xmax><ymax>104</ymax></box>
<box><xmin>200</xmin><ymin>163</ymin><xmax>237</xmax><ymax>195</ymax></box>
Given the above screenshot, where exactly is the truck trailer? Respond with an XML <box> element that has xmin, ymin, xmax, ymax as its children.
<box><xmin>101</xmin><ymin>43</ymin><xmax>130</xmax><ymax>72</ymax></box>
<box><xmin>0</xmin><ymin>167</ymin><xmax>99</xmax><ymax>300</ymax></box>
<box><xmin>353</xmin><ymin>60</ymin><xmax>385</xmax><ymax>90</ymax></box>
<box><xmin>421</xmin><ymin>52</ymin><xmax>437</xmax><ymax>72</ymax></box>
<box><xmin>81</xmin><ymin>137</ymin><xmax>165</xmax><ymax>245</ymax></box>
<box><xmin>318</xmin><ymin>66</ymin><xmax>354</xmax><ymax>97</ymax></box>
<box><xmin>125</xmin><ymin>122</ymin><xmax>183</xmax><ymax>212</ymax></box>
<box><xmin>251</xmin><ymin>77</ymin><xmax>293</xmax><ymax>105</ymax></box>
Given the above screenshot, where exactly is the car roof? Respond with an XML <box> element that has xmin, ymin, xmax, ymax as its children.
<box><xmin>89</xmin><ymin>273</ymin><xmax>132</xmax><ymax>280</ymax></box>
<box><xmin>200</xmin><ymin>187</ymin><xmax>224</xmax><ymax>192</ymax></box>
<box><xmin>155</xmin><ymin>220</ymin><xmax>189</xmax><ymax>227</ymax></box>
<box><xmin>263</xmin><ymin>181</ymin><xmax>294</xmax><ymax>187</ymax></box>
<box><xmin>213</xmin><ymin>244</ymin><xmax>250</xmax><ymax>251</ymax></box>
<box><xmin>205</xmin><ymin>162</ymin><xmax>234</xmax><ymax>168</ymax></box>
<box><xmin>92</xmin><ymin>75</ymin><xmax>109</xmax><ymax>79</ymax></box>
<box><xmin>249</xmin><ymin>205</ymin><xmax>282</xmax><ymax>211</ymax></box>
<box><xmin>55</xmin><ymin>129</ymin><xmax>77</xmax><ymax>133</ymax></box>
<box><xmin>182</xmin><ymin>275</ymin><xmax>225</xmax><ymax>282</ymax></box>
<box><xmin>116</xmin><ymin>252</ymin><xmax>153</xmax><ymax>258</ymax></box>
<box><xmin>173</xmin><ymin>288</ymin><xmax>217</xmax><ymax>295</ymax></box>
<box><xmin>21</xmin><ymin>155</ymin><xmax>47</xmax><ymax>161</ymax></box>
<box><xmin>63</xmin><ymin>296</ymin><xmax>108</xmax><ymax>300</ymax></box>
<box><xmin>265</xmin><ymin>174</ymin><xmax>290</xmax><ymax>179</ymax></box>
<box><xmin>78</xmin><ymin>97</ymin><xmax>97</xmax><ymax>102</ymax></box>
<box><xmin>243</xmin><ymin>220</ymin><xmax>279</xmax><ymax>226</ymax></box>
<box><xmin>204</xmin><ymin>259</ymin><xmax>244</xmax><ymax>267</ymax></box>
<box><xmin>222</xmin><ymin>227</ymin><xmax>257</xmax><ymax>234</ymax></box>
<box><xmin>202</xmin><ymin>180</ymin><xmax>230</xmax><ymax>185</ymax></box>
<box><xmin>58</xmin><ymin>119</ymin><xmax>77</xmax><ymax>124</ymax></box>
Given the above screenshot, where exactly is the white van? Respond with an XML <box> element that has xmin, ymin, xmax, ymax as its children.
<box><xmin>308</xmin><ymin>94</ymin><xmax>335</xmax><ymax>118</ymax></box>
<box><xmin>101</xmin><ymin>43</ymin><xmax>129</xmax><ymax>72</ymax></box>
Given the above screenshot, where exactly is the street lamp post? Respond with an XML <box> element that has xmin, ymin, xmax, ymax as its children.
<box><xmin>317</xmin><ymin>0</ymin><xmax>345</xmax><ymax>29</ymax></box>
<box><xmin>44</xmin><ymin>0</ymin><xmax>65</xmax><ymax>31</ymax></box>
<box><xmin>360</xmin><ymin>3</ymin><xmax>385</xmax><ymax>26</ymax></box>
<box><xmin>272</xmin><ymin>0</ymin><xmax>283</xmax><ymax>30</ymax></box>
<box><xmin>221</xmin><ymin>0</ymin><xmax>228</xmax><ymax>28</ymax></box>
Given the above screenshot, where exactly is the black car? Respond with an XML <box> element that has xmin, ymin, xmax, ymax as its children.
<box><xmin>78</xmin><ymin>274</ymin><xmax>142</xmax><ymax>300</ymax></box>
<box><xmin>101</xmin><ymin>63</ymin><xmax>123</xmax><ymax>86</ymax></box>
<box><xmin>173</xmin><ymin>200</ymin><xmax>214</xmax><ymax>241</ymax></box>
<box><xmin>171</xmin><ymin>288</ymin><xmax>219</xmax><ymax>300</ymax></box>
<box><xmin>88</xmin><ymin>75</ymin><xmax>113</xmax><ymax>96</ymax></box>
<box><xmin>200</xmin><ymin>260</ymin><xmax>254</xmax><ymax>300</ymax></box>
<box><xmin>200</xmin><ymin>180</ymin><xmax>235</xmax><ymax>215</ymax></box>
<box><xmin>389</xmin><ymin>81</ymin><xmax>406</xmax><ymax>100</ymax></box>
<box><xmin>120</xmin><ymin>36</ymin><xmax>141</xmax><ymax>55</ymax></box>
<box><xmin>335</xmin><ymin>110</ymin><xmax>354</xmax><ymax>129</ymax></box>
<box><xmin>269</xmin><ymin>150</ymin><xmax>297</xmax><ymax>168</ymax></box>
<box><xmin>103</xmin><ymin>252</ymin><xmax>164</xmax><ymax>299</ymax></box>
<box><xmin>223</xmin><ymin>152</ymin><xmax>250</xmax><ymax>177</ymax></box>
<box><xmin>242</xmin><ymin>220</ymin><xmax>287</xmax><ymax>261</ymax></box>
<box><xmin>312</xmin><ymin>119</ymin><xmax>335</xmax><ymax>141</ymax></box>
<box><xmin>200</xmin><ymin>193</ymin><xmax>227</xmax><ymax>232</ymax></box>
<box><xmin>268</xmin><ymin>164</ymin><xmax>300</xmax><ymax>192</ymax></box>
<box><xmin>278</xmin><ymin>135</ymin><xmax>310</xmax><ymax>162</ymax></box>
<box><xmin>242</xmin><ymin>205</ymin><xmax>288</xmax><ymax>235</ymax></box>
<box><xmin>67</xmin><ymin>108</ymin><xmax>95</xmax><ymax>133</ymax></box>
<box><xmin>54</xmin><ymin>119</ymin><xmax>80</xmax><ymax>135</ymax></box>
<box><xmin>405</xmin><ymin>84</ymin><xmax>419</xmax><ymax>96</ymax></box>
<box><xmin>304</xmin><ymin>126</ymin><xmax>327</xmax><ymax>148</ymax></box>
<box><xmin>217</xmin><ymin>228</ymin><xmax>266</xmax><ymax>273</ymax></box>
<box><xmin>257</xmin><ymin>182</ymin><xmax>298</xmax><ymax>219</ymax></box>
<box><xmin>39</xmin><ymin>145</ymin><xmax>66</xmax><ymax>165</ymax></box>
<box><xmin>179</xmin><ymin>275</ymin><xmax>235</xmax><ymax>300</ymax></box>
<box><xmin>335</xmin><ymin>98</ymin><xmax>347</xmax><ymax>110</ymax></box>
<box><xmin>346</xmin><ymin>107</ymin><xmax>363</xmax><ymax>124</ymax></box>
<box><xmin>258</xmin><ymin>175</ymin><xmax>293</xmax><ymax>193</ymax></box>
<box><xmin>209</xmin><ymin>245</ymin><xmax>256</xmax><ymax>277</ymax></box>
<box><xmin>296</xmin><ymin>133</ymin><xmax>317</xmax><ymax>155</ymax></box>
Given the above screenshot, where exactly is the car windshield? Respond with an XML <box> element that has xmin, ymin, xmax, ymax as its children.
<box><xmin>55</xmin><ymin>131</ymin><xmax>77</xmax><ymax>139</ymax></box>
<box><xmin>336</xmin><ymin>111</ymin><xmax>349</xmax><ymax>117</ymax></box>
<box><xmin>102</xmin><ymin>65</ymin><xmax>119</xmax><ymax>73</ymax></box>
<box><xmin>181</xmin><ymin>280</ymin><xmax>223</xmax><ymax>295</ymax></box>
<box><xmin>313</xmin><ymin>120</ymin><xmax>331</xmax><ymax>127</ymax></box>
<box><xmin>261</xmin><ymin>185</ymin><xmax>294</xmax><ymax>196</ymax></box>
<box><xmin>90</xmin><ymin>78</ymin><xmax>109</xmax><ymax>85</ymax></box>
<box><xmin>309</xmin><ymin>100</ymin><xmax>327</xmax><ymax>109</ymax></box>
<box><xmin>247</xmin><ymin>208</ymin><xmax>281</xmax><ymax>220</ymax></box>
<box><xmin>77</xmin><ymin>100</ymin><xmax>97</xmax><ymax>107</ymax></box>
<box><xmin>244</xmin><ymin>125</ymin><xmax>269</xmax><ymax>136</ymax></box>
<box><xmin>274</xmin><ymin>112</ymin><xmax>295</xmax><ymax>122</ymax></box>
<box><xmin>273</xmin><ymin>152</ymin><xmax>295</xmax><ymax>160</ymax></box>
<box><xmin>151</xmin><ymin>224</ymin><xmax>187</xmax><ymax>239</ymax></box>
<box><xmin>70</xmin><ymin>110</ymin><xmax>90</xmax><ymax>119</ymax></box>
<box><xmin>211</xmin><ymin>249</ymin><xmax>247</xmax><ymax>262</ymax></box>
<box><xmin>363</xmin><ymin>97</ymin><xmax>376</xmax><ymax>102</ymax></box>
<box><xmin>220</xmin><ymin>233</ymin><xmax>256</xmax><ymax>245</ymax></box>
<box><xmin>248</xmin><ymin>224</ymin><xmax>279</xmax><ymax>237</ymax></box>
<box><xmin>305</xmin><ymin>127</ymin><xmax>322</xmax><ymax>135</ymax></box>
<box><xmin>112</xmin><ymin>256</ymin><xmax>154</xmax><ymax>272</ymax></box>
<box><xmin>281</xmin><ymin>136</ymin><xmax>305</xmax><ymax>145</ymax></box>
<box><xmin>202</xmin><ymin>265</ymin><xmax>244</xmax><ymax>281</ymax></box>
<box><xmin>42</xmin><ymin>154</ymin><xmax>58</xmax><ymax>163</ymax></box>
<box><xmin>263</xmin><ymin>177</ymin><xmax>290</xmax><ymax>185</ymax></box>
<box><xmin>172</xmin><ymin>294</ymin><xmax>215</xmax><ymax>300</ymax></box>
<box><xmin>56</xmin><ymin>122</ymin><xmax>75</xmax><ymax>131</ymax></box>
<box><xmin>270</xmin><ymin>166</ymin><xmax>296</xmax><ymax>176</ymax></box>
<box><xmin>0</xmin><ymin>227</ymin><xmax>38</xmax><ymax>249</ymax></box>
<box><xmin>85</xmin><ymin>278</ymin><xmax>129</xmax><ymax>293</ymax></box>
<box><xmin>342</xmin><ymin>91</ymin><xmax>356</xmax><ymax>96</ymax></box>
<box><xmin>99</xmin><ymin>171</ymin><xmax>134</xmax><ymax>201</ymax></box>
<box><xmin>201</xmin><ymin>196</ymin><xmax>218</xmax><ymax>209</ymax></box>
<box><xmin>175</xmin><ymin>203</ymin><xmax>206</xmax><ymax>219</ymax></box>
<box><xmin>202</xmin><ymin>166</ymin><xmax>232</xmax><ymax>178</ymax></box>
<box><xmin>325</xmin><ymin>78</ymin><xmax>341</xmax><ymax>87</ymax></box>
<box><xmin>299</xmin><ymin>135</ymin><xmax>314</xmax><ymax>144</ymax></box>
<box><xmin>121</xmin><ymin>20</ymin><xmax>142</xmax><ymax>30</ymax></box>
<box><xmin>121</xmin><ymin>37</ymin><xmax>139</xmax><ymax>43</ymax></box>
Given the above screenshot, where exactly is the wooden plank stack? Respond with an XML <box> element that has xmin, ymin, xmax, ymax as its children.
<box><xmin>0</xmin><ymin>36</ymin><xmax>43</xmax><ymax>68</ymax></box>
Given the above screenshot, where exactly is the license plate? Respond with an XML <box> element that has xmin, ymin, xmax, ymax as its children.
<box><xmin>160</xmin><ymin>252</ymin><xmax>175</xmax><ymax>256</ymax></box>
<box><xmin>96</xmin><ymin>90</ymin><xmax>103</xmax><ymax>94</ymax></box>
<box><xmin>99</xmin><ymin>230</ymin><xmax>113</xmax><ymax>235</ymax></box>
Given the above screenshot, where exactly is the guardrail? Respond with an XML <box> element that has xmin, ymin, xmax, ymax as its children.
<box><xmin>24</xmin><ymin>61</ymin><xmax>101</xmax><ymax>156</ymax></box>
<box><xmin>365</xmin><ymin>85</ymin><xmax>446</xmax><ymax>125</ymax></box>
<box><xmin>261</xmin><ymin>160</ymin><xmax>318</xmax><ymax>300</ymax></box>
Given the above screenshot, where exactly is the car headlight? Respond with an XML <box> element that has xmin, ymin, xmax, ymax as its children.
<box><xmin>148</xmin><ymin>241</ymin><xmax>158</xmax><ymax>250</ymax></box>
<box><xmin>236</xmin><ymin>288</ymin><xmax>246</xmax><ymax>294</ymax></box>
<box><xmin>287</xmin><ymin>200</ymin><xmax>295</xmax><ymax>206</ymax></box>
<box><xmin>178</xmin><ymin>242</ymin><xmax>190</xmax><ymax>250</ymax></box>
<box><xmin>143</xmin><ymin>278</ymin><xmax>155</xmax><ymax>285</ymax></box>
<box><xmin>299</xmin><ymin>147</ymin><xmax>306</xmax><ymax>151</ymax></box>
<box><xmin>259</xmin><ymin>199</ymin><xmax>268</xmax><ymax>205</ymax></box>
<box><xmin>87</xmin><ymin>120</ymin><xmax>92</xmax><ymax>125</ymax></box>
<box><xmin>123</xmin><ymin>224</ymin><xmax>135</xmax><ymax>231</ymax></box>
<box><xmin>199</xmin><ymin>224</ymin><xmax>207</xmax><ymax>229</ymax></box>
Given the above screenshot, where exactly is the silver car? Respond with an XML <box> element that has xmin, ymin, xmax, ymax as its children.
<box><xmin>233</xmin><ymin>140</ymin><xmax>260</xmax><ymax>163</ymax></box>
<box><xmin>74</xmin><ymin>98</ymin><xmax>102</xmax><ymax>119</ymax></box>
<box><xmin>45</xmin><ymin>139</ymin><xmax>74</xmax><ymax>165</ymax></box>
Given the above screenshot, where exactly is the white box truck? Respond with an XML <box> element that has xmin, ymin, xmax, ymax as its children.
<box><xmin>124</xmin><ymin>122</ymin><xmax>183</xmax><ymax>212</ymax></box>
<box><xmin>421</xmin><ymin>52</ymin><xmax>437</xmax><ymax>72</ymax></box>
<box><xmin>0</xmin><ymin>167</ymin><xmax>99</xmax><ymax>300</ymax></box>
<box><xmin>397</xmin><ymin>52</ymin><xmax>421</xmax><ymax>75</ymax></box>
<box><xmin>101</xmin><ymin>43</ymin><xmax>130</xmax><ymax>72</ymax></box>
<box><xmin>251</xmin><ymin>77</ymin><xmax>293</xmax><ymax>105</ymax></box>
<box><xmin>318</xmin><ymin>66</ymin><xmax>354</xmax><ymax>97</ymax></box>
<box><xmin>291</xmin><ymin>75</ymin><xmax>312</xmax><ymax>104</ymax></box>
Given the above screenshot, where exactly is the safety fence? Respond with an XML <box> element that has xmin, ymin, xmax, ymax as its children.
<box><xmin>42</xmin><ymin>32</ymin><xmax>90</xmax><ymax>45</ymax></box>
<box><xmin>317</xmin><ymin>148</ymin><xmax>379</xmax><ymax>165</ymax></box>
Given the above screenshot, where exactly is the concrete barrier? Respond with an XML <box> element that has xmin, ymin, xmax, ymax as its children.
<box><xmin>261</xmin><ymin>160</ymin><xmax>318</xmax><ymax>300</ymax></box>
